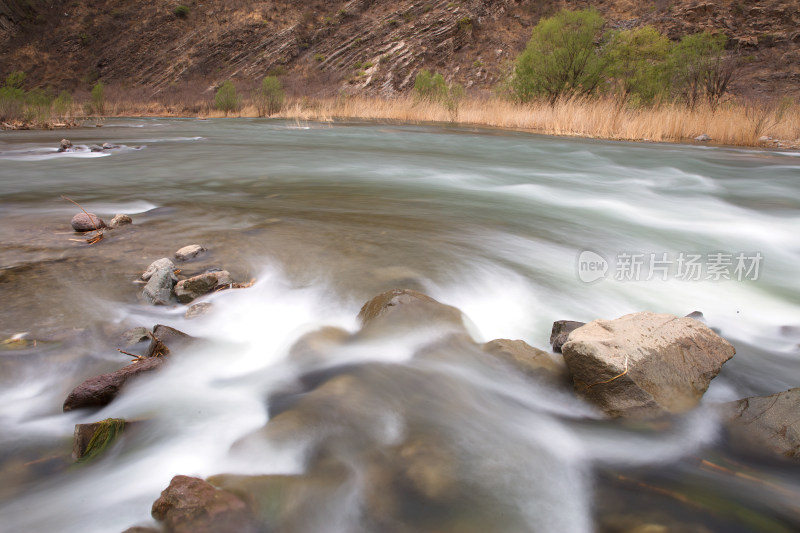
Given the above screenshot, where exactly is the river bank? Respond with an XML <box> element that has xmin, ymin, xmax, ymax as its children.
<box><xmin>4</xmin><ymin>96</ymin><xmax>799</xmax><ymax>149</ymax></box>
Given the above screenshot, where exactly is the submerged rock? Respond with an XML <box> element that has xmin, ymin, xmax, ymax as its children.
<box><xmin>561</xmin><ymin>312</ymin><xmax>735</xmax><ymax>418</ymax></box>
<box><xmin>549</xmin><ymin>320</ymin><xmax>585</xmax><ymax>353</ymax></box>
<box><xmin>72</xmin><ymin>418</ymin><xmax>127</xmax><ymax>461</ymax></box>
<box><xmin>481</xmin><ymin>338</ymin><xmax>567</xmax><ymax>384</ymax></box>
<box><xmin>185</xmin><ymin>302</ymin><xmax>213</xmax><ymax>319</ymax></box>
<box><xmin>357</xmin><ymin>288</ymin><xmax>465</xmax><ymax>331</ymax></box>
<box><xmin>151</xmin><ymin>475</ymin><xmax>258</xmax><ymax>533</ymax></box>
<box><xmin>63</xmin><ymin>357</ymin><xmax>165</xmax><ymax>411</ymax></box>
<box><xmin>722</xmin><ymin>388</ymin><xmax>800</xmax><ymax>459</ymax></box>
<box><xmin>89</xmin><ymin>144</ymin><xmax>104</xmax><ymax>152</ymax></box>
<box><xmin>174</xmin><ymin>270</ymin><xmax>232</xmax><ymax>303</ymax></box>
<box><xmin>70</xmin><ymin>212</ymin><xmax>106</xmax><ymax>232</ymax></box>
<box><xmin>175</xmin><ymin>244</ymin><xmax>206</xmax><ymax>262</ymax></box>
<box><xmin>108</xmin><ymin>213</ymin><xmax>132</xmax><ymax>228</ymax></box>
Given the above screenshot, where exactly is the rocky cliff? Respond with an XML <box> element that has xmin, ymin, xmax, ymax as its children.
<box><xmin>1</xmin><ymin>0</ymin><xmax>798</xmax><ymax>100</ymax></box>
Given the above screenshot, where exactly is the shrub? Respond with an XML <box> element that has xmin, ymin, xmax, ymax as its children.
<box><xmin>25</xmin><ymin>87</ymin><xmax>53</xmax><ymax>123</ymax></box>
<box><xmin>174</xmin><ymin>5</ymin><xmax>189</xmax><ymax>18</ymax></box>
<box><xmin>512</xmin><ymin>8</ymin><xmax>608</xmax><ymax>104</ymax></box>
<box><xmin>214</xmin><ymin>80</ymin><xmax>240</xmax><ymax>116</ymax></box>
<box><xmin>90</xmin><ymin>81</ymin><xmax>105</xmax><ymax>115</ymax></box>
<box><xmin>670</xmin><ymin>32</ymin><xmax>731</xmax><ymax>109</ymax></box>
<box><xmin>53</xmin><ymin>90</ymin><xmax>73</xmax><ymax>119</ymax></box>
<box><xmin>253</xmin><ymin>76</ymin><xmax>284</xmax><ymax>117</ymax></box>
<box><xmin>606</xmin><ymin>26</ymin><xmax>671</xmax><ymax>105</ymax></box>
<box><xmin>0</xmin><ymin>71</ymin><xmax>26</xmax><ymax>121</ymax></box>
<box><xmin>413</xmin><ymin>69</ymin><xmax>465</xmax><ymax>121</ymax></box>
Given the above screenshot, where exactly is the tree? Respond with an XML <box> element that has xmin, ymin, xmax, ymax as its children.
<box><xmin>606</xmin><ymin>26</ymin><xmax>671</xmax><ymax>105</ymax></box>
<box><xmin>90</xmin><ymin>81</ymin><xmax>105</xmax><ymax>115</ymax></box>
<box><xmin>214</xmin><ymin>80</ymin><xmax>240</xmax><ymax>116</ymax></box>
<box><xmin>513</xmin><ymin>9</ymin><xmax>608</xmax><ymax>104</ymax></box>
<box><xmin>0</xmin><ymin>71</ymin><xmax>26</xmax><ymax>121</ymax></box>
<box><xmin>253</xmin><ymin>76</ymin><xmax>284</xmax><ymax>117</ymax></box>
<box><xmin>670</xmin><ymin>32</ymin><xmax>731</xmax><ymax>109</ymax></box>
<box><xmin>413</xmin><ymin>69</ymin><xmax>465</xmax><ymax>121</ymax></box>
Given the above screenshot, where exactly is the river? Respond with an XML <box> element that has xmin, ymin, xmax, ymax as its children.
<box><xmin>1</xmin><ymin>118</ymin><xmax>799</xmax><ymax>532</ymax></box>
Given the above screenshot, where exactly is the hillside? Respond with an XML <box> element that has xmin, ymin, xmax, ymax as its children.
<box><xmin>1</xmin><ymin>0</ymin><xmax>798</xmax><ymax>103</ymax></box>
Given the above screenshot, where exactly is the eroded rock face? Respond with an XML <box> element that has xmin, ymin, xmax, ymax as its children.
<box><xmin>70</xmin><ymin>212</ymin><xmax>106</xmax><ymax>231</ymax></box>
<box><xmin>723</xmin><ymin>388</ymin><xmax>800</xmax><ymax>459</ymax></box>
<box><xmin>561</xmin><ymin>312</ymin><xmax>735</xmax><ymax>418</ymax></box>
<box><xmin>63</xmin><ymin>357</ymin><xmax>165</xmax><ymax>411</ymax></box>
<box><xmin>151</xmin><ymin>475</ymin><xmax>258</xmax><ymax>533</ymax></box>
<box><xmin>174</xmin><ymin>271</ymin><xmax>232</xmax><ymax>303</ymax></box>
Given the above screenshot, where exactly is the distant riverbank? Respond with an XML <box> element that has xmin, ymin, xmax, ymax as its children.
<box><xmin>3</xmin><ymin>96</ymin><xmax>798</xmax><ymax>149</ymax></box>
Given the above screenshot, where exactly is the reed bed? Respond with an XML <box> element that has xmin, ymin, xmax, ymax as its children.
<box><xmin>24</xmin><ymin>93</ymin><xmax>798</xmax><ymax>148</ymax></box>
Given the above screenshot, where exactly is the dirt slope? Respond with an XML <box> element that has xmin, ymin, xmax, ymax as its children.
<box><xmin>1</xmin><ymin>0</ymin><xmax>798</xmax><ymax>100</ymax></box>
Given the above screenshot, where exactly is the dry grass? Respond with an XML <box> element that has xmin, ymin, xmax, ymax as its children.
<box><xmin>268</xmin><ymin>95</ymin><xmax>800</xmax><ymax>147</ymax></box>
<box><xmin>48</xmin><ymin>91</ymin><xmax>800</xmax><ymax>148</ymax></box>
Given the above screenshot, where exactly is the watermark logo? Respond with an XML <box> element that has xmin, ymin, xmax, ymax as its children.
<box><xmin>577</xmin><ymin>250</ymin><xmax>609</xmax><ymax>283</ymax></box>
<box><xmin>576</xmin><ymin>250</ymin><xmax>763</xmax><ymax>283</ymax></box>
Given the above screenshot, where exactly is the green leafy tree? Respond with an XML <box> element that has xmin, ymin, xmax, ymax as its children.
<box><xmin>253</xmin><ymin>76</ymin><xmax>284</xmax><ymax>117</ymax></box>
<box><xmin>25</xmin><ymin>87</ymin><xmax>53</xmax><ymax>123</ymax></box>
<box><xmin>90</xmin><ymin>81</ymin><xmax>105</xmax><ymax>115</ymax></box>
<box><xmin>0</xmin><ymin>71</ymin><xmax>27</xmax><ymax>121</ymax></box>
<box><xmin>607</xmin><ymin>26</ymin><xmax>671</xmax><ymax>105</ymax></box>
<box><xmin>670</xmin><ymin>32</ymin><xmax>731</xmax><ymax>109</ymax></box>
<box><xmin>513</xmin><ymin>9</ymin><xmax>608</xmax><ymax>104</ymax></box>
<box><xmin>53</xmin><ymin>90</ymin><xmax>74</xmax><ymax>119</ymax></box>
<box><xmin>214</xmin><ymin>80</ymin><xmax>240</xmax><ymax>116</ymax></box>
<box><xmin>413</xmin><ymin>69</ymin><xmax>465</xmax><ymax>121</ymax></box>
<box><xmin>413</xmin><ymin>69</ymin><xmax>448</xmax><ymax>102</ymax></box>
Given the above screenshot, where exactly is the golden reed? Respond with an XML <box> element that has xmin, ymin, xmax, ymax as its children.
<box><xmin>106</xmin><ymin>95</ymin><xmax>800</xmax><ymax>148</ymax></box>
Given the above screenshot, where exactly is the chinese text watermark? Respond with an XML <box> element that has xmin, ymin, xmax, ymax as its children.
<box><xmin>577</xmin><ymin>250</ymin><xmax>762</xmax><ymax>283</ymax></box>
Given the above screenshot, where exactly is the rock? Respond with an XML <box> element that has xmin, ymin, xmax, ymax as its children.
<box><xmin>70</xmin><ymin>212</ymin><xmax>106</xmax><ymax>232</ymax></box>
<box><xmin>102</xmin><ymin>142</ymin><xmax>120</xmax><ymax>150</ymax></box>
<box><xmin>722</xmin><ymin>388</ymin><xmax>800</xmax><ymax>459</ymax></box>
<box><xmin>561</xmin><ymin>312</ymin><xmax>735</xmax><ymax>418</ymax></box>
<box><xmin>175</xmin><ymin>244</ymin><xmax>206</xmax><ymax>262</ymax></box>
<box><xmin>357</xmin><ymin>289</ymin><xmax>465</xmax><ymax>330</ymax></box>
<box><xmin>142</xmin><ymin>267</ymin><xmax>177</xmax><ymax>305</ymax></box>
<box><xmin>120</xmin><ymin>326</ymin><xmax>150</xmax><ymax>347</ymax></box>
<box><xmin>287</xmin><ymin>326</ymin><xmax>351</xmax><ymax>365</ymax></box>
<box><xmin>481</xmin><ymin>339</ymin><xmax>567</xmax><ymax>384</ymax></box>
<box><xmin>72</xmin><ymin>418</ymin><xmax>128</xmax><ymax>461</ymax></box>
<box><xmin>146</xmin><ymin>324</ymin><xmax>193</xmax><ymax>357</ymax></box>
<box><xmin>58</xmin><ymin>138</ymin><xmax>72</xmax><ymax>152</ymax></box>
<box><xmin>549</xmin><ymin>320</ymin><xmax>585</xmax><ymax>353</ymax></box>
<box><xmin>108</xmin><ymin>213</ymin><xmax>132</xmax><ymax>228</ymax></box>
<box><xmin>63</xmin><ymin>357</ymin><xmax>166</xmax><ymax>411</ymax></box>
<box><xmin>151</xmin><ymin>475</ymin><xmax>258</xmax><ymax>533</ymax></box>
<box><xmin>694</xmin><ymin>133</ymin><xmax>711</xmax><ymax>142</ymax></box>
<box><xmin>685</xmin><ymin>311</ymin><xmax>705</xmax><ymax>322</ymax></box>
<box><xmin>89</xmin><ymin>144</ymin><xmax>104</xmax><ymax>152</ymax></box>
<box><xmin>174</xmin><ymin>271</ymin><xmax>232</xmax><ymax>303</ymax></box>
<box><xmin>759</xmin><ymin>135</ymin><xmax>772</xmax><ymax>142</ymax></box>
<box><xmin>185</xmin><ymin>302</ymin><xmax>213</xmax><ymax>319</ymax></box>
<box><xmin>142</xmin><ymin>258</ymin><xmax>176</xmax><ymax>280</ymax></box>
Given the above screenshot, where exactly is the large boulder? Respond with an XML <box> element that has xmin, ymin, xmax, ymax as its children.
<box><xmin>174</xmin><ymin>271</ymin><xmax>232</xmax><ymax>303</ymax></box>
<box><xmin>151</xmin><ymin>475</ymin><xmax>258</xmax><ymax>533</ymax></box>
<box><xmin>549</xmin><ymin>320</ymin><xmax>585</xmax><ymax>353</ymax></box>
<box><xmin>70</xmin><ymin>212</ymin><xmax>106</xmax><ymax>231</ymax></box>
<box><xmin>722</xmin><ymin>388</ymin><xmax>800</xmax><ymax>459</ymax></box>
<box><xmin>63</xmin><ymin>357</ymin><xmax>165</xmax><ymax>411</ymax></box>
<box><xmin>561</xmin><ymin>312</ymin><xmax>735</xmax><ymax>418</ymax></box>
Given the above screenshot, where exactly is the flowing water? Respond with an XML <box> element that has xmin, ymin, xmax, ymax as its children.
<box><xmin>0</xmin><ymin>119</ymin><xmax>799</xmax><ymax>533</ymax></box>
